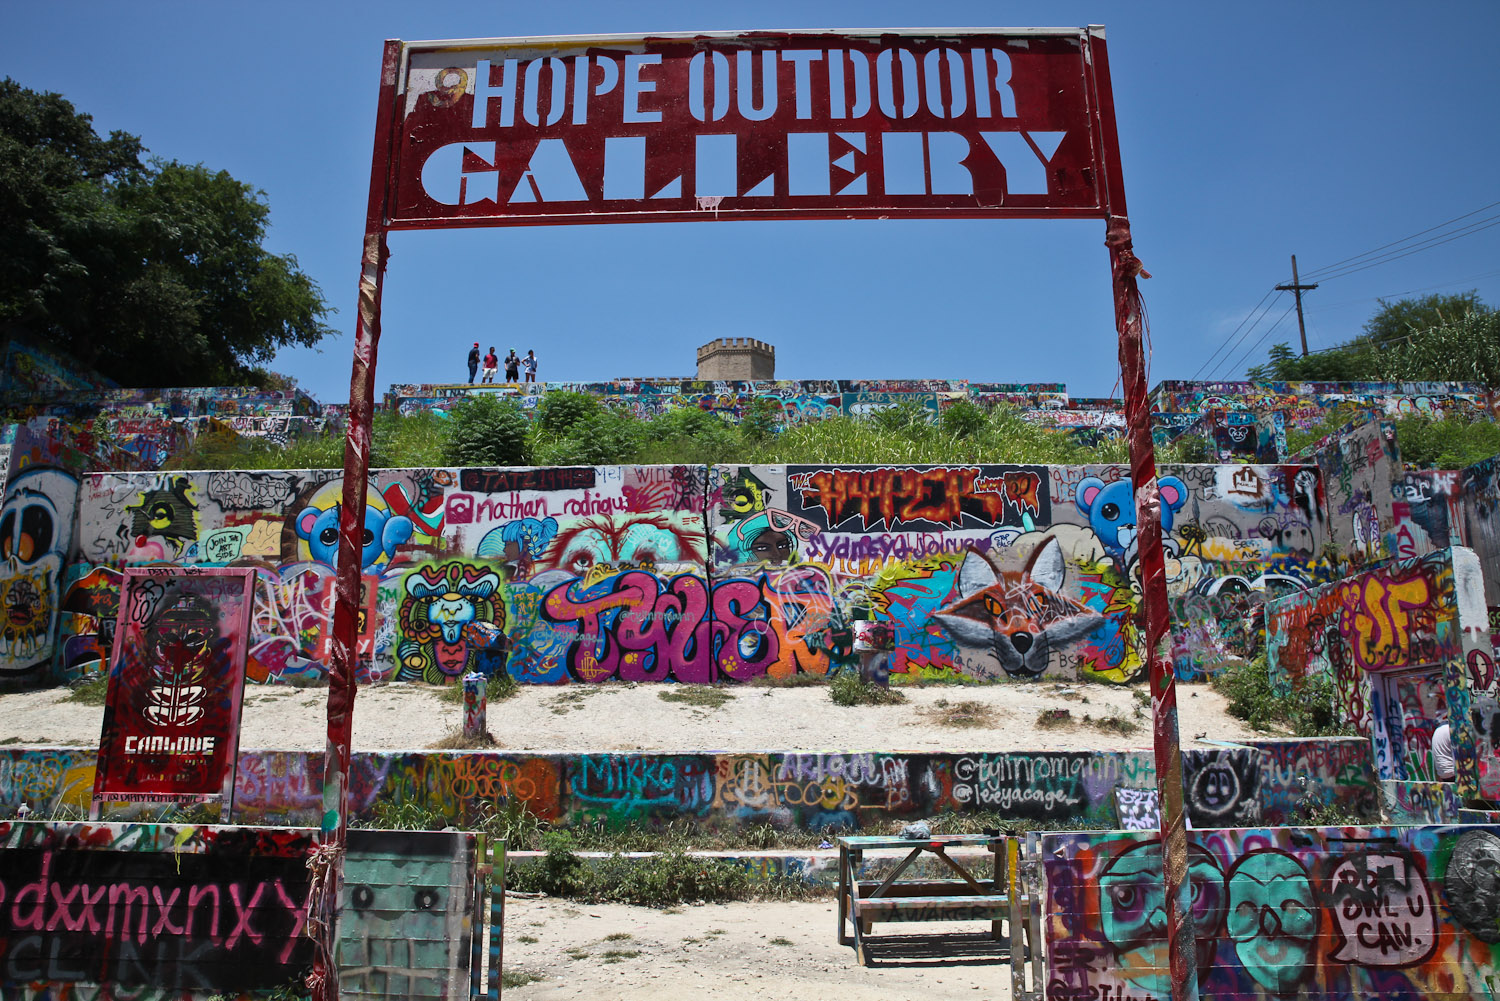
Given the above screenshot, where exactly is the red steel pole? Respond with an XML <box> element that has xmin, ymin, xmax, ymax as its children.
<box><xmin>311</xmin><ymin>39</ymin><xmax>402</xmax><ymax>1001</ymax></box>
<box><xmin>1088</xmin><ymin>27</ymin><xmax>1199</xmax><ymax>1001</ymax></box>
<box><xmin>1109</xmin><ymin>219</ymin><xmax>1199</xmax><ymax>1001</ymax></box>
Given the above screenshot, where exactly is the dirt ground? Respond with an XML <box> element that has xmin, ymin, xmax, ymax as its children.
<box><xmin>0</xmin><ymin>678</ymin><xmax>1255</xmax><ymax>752</ymax></box>
<box><xmin>497</xmin><ymin>896</ymin><xmax>1018</xmax><ymax>1001</ymax></box>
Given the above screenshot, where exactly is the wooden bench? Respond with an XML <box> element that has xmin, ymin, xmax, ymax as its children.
<box><xmin>836</xmin><ymin>835</ymin><xmax>1018</xmax><ymax>965</ymax></box>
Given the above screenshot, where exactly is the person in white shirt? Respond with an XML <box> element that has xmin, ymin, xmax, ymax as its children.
<box><xmin>523</xmin><ymin>349</ymin><xmax>538</xmax><ymax>384</ymax></box>
<box><xmin>1432</xmin><ymin>720</ymin><xmax>1455</xmax><ymax>781</ymax></box>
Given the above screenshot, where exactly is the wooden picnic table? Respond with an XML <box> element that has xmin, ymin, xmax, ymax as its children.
<box><xmin>836</xmin><ymin>833</ymin><xmax>1011</xmax><ymax>966</ymax></box>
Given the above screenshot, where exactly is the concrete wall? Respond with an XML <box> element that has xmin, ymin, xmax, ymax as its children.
<box><xmin>1041</xmin><ymin>824</ymin><xmax>1500</xmax><ymax>1001</ymax></box>
<box><xmin>1266</xmin><ymin>548</ymin><xmax>1496</xmax><ymax>801</ymax></box>
<box><xmin>0</xmin><ymin>821</ymin><xmax>483</xmax><ymax>1000</ymax></box>
<box><xmin>0</xmin><ymin>740</ymin><xmax>1376</xmax><ymax>834</ymax></box>
<box><xmin>48</xmin><ymin>460</ymin><xmax>1342</xmax><ymax>690</ymax></box>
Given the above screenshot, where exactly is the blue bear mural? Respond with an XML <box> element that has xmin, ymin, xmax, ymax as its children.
<box><xmin>476</xmin><ymin>517</ymin><xmax>559</xmax><ymax>561</ymax></box>
<box><xmin>295</xmin><ymin>501</ymin><xmax>413</xmax><ymax>571</ymax></box>
<box><xmin>1075</xmin><ymin>475</ymin><xmax>1187</xmax><ymax>563</ymax></box>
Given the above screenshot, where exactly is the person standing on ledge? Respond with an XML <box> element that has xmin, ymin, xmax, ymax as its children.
<box><xmin>466</xmin><ymin>342</ymin><xmax>480</xmax><ymax>384</ymax></box>
<box><xmin>481</xmin><ymin>346</ymin><xmax>498</xmax><ymax>384</ymax></box>
<box><xmin>523</xmin><ymin>349</ymin><xmax>538</xmax><ymax>384</ymax></box>
<box><xmin>504</xmin><ymin>348</ymin><xmax>520</xmax><ymax>383</ymax></box>
<box><xmin>1433</xmin><ymin>717</ymin><xmax>1455</xmax><ymax>781</ymax></box>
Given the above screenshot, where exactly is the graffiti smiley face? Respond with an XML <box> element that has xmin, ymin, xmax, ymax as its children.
<box><xmin>1226</xmin><ymin>850</ymin><xmax>1317</xmax><ymax>996</ymax></box>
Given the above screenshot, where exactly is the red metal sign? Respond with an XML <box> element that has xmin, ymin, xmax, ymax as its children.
<box><xmin>387</xmin><ymin>28</ymin><xmax>1115</xmax><ymax>227</ymax></box>
<box><xmin>93</xmin><ymin>568</ymin><xmax>254</xmax><ymax>803</ymax></box>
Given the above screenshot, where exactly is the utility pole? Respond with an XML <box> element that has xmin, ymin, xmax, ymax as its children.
<box><xmin>1275</xmin><ymin>254</ymin><xmax>1319</xmax><ymax>356</ymax></box>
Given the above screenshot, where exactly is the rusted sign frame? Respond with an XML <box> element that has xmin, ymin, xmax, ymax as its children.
<box><xmin>319</xmin><ymin>27</ymin><xmax>1196</xmax><ymax>1001</ymax></box>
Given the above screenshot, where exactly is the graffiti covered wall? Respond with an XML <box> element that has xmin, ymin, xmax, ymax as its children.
<box><xmin>1042</xmin><ymin>825</ymin><xmax>1500</xmax><ymax>1001</ymax></box>
<box><xmin>0</xmin><ymin>740</ymin><xmax>1372</xmax><ymax>836</ymax></box>
<box><xmin>51</xmin><ymin>460</ymin><xmax>1346</xmax><ymax>689</ymax></box>
<box><xmin>1266</xmin><ymin>547</ymin><xmax>1496</xmax><ymax>801</ymax></box>
<box><xmin>0</xmin><ymin>821</ymin><xmax>481</xmax><ymax>1001</ymax></box>
<box><xmin>709</xmin><ymin>463</ymin><xmax>1333</xmax><ymax>684</ymax></box>
<box><xmin>0</xmin><ymin>431</ymin><xmax>81</xmax><ymax>693</ymax></box>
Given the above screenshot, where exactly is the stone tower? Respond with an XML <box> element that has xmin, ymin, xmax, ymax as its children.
<box><xmin>696</xmin><ymin>338</ymin><xmax>775</xmax><ymax>381</ymax></box>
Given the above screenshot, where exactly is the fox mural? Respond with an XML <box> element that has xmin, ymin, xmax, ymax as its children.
<box><xmin>932</xmin><ymin>537</ymin><xmax>1104</xmax><ymax>678</ymax></box>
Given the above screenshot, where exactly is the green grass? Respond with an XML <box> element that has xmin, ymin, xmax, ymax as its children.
<box><xmin>769</xmin><ymin>937</ymin><xmax>794</xmax><ymax>946</ymax></box>
<box><xmin>500</xmin><ymin>970</ymin><xmax>543</xmax><ymax>989</ymax></box>
<box><xmin>437</xmin><ymin>672</ymin><xmax>519</xmax><ymax>705</ymax></box>
<box><xmin>61</xmin><ymin>675</ymin><xmax>109</xmax><ymax>705</ymax></box>
<box><xmin>658</xmin><ymin>686</ymin><xmax>735</xmax><ymax>709</ymax></box>
<box><xmin>829</xmin><ymin>673</ymin><xmax>907</xmax><ymax>707</ymax></box>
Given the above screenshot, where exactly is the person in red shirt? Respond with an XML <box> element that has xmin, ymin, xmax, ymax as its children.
<box><xmin>481</xmin><ymin>347</ymin><xmax>499</xmax><ymax>383</ymax></box>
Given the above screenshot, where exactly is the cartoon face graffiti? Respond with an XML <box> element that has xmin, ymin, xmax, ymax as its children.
<box><xmin>295</xmin><ymin>497</ymin><xmax>414</xmax><ymax>572</ymax></box>
<box><xmin>1075</xmin><ymin>475</ymin><xmax>1188</xmax><ymax>563</ymax></box>
<box><xmin>476</xmin><ymin>517</ymin><xmax>558</xmax><ymax>573</ymax></box>
<box><xmin>396</xmin><ymin>562</ymin><xmax>506</xmax><ymax>684</ymax></box>
<box><xmin>544</xmin><ymin>513</ymin><xmax>704</xmax><ymax>576</ymax></box>
<box><xmin>0</xmin><ymin>466</ymin><xmax>78</xmax><ymax>676</ymax></box>
<box><xmin>931</xmin><ymin>537</ymin><xmax>1103</xmax><ymax>678</ymax></box>
<box><xmin>1097</xmin><ymin>842</ymin><xmax>1227</xmax><ymax>991</ymax></box>
<box><xmin>0</xmin><ymin>573</ymin><xmax>49</xmax><ymax>660</ymax></box>
<box><xmin>126</xmin><ymin>477</ymin><xmax>198</xmax><ymax>543</ymax></box>
<box><xmin>1226</xmin><ymin>850</ymin><xmax>1317</xmax><ymax>996</ymax></box>
<box><xmin>142</xmin><ymin>592</ymin><xmax>220</xmax><ymax>727</ymax></box>
<box><xmin>1185</xmin><ymin>750</ymin><xmax>1259</xmax><ymax>826</ymax></box>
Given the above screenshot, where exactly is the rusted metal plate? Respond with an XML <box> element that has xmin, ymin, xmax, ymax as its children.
<box><xmin>385</xmin><ymin>28</ymin><xmax>1115</xmax><ymax>227</ymax></box>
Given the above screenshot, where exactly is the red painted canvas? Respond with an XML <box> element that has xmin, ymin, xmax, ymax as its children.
<box><xmin>93</xmin><ymin>568</ymin><xmax>255</xmax><ymax>802</ymax></box>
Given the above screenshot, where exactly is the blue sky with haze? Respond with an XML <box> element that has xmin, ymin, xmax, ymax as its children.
<box><xmin>6</xmin><ymin>2</ymin><xmax>1498</xmax><ymax>403</ymax></box>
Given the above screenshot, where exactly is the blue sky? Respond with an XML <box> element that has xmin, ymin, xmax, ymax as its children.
<box><xmin>6</xmin><ymin>2</ymin><xmax>1499</xmax><ymax>404</ymax></box>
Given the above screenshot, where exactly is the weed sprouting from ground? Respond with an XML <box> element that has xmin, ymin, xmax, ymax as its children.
<box><xmin>748</xmin><ymin>671</ymin><xmax>829</xmax><ymax>688</ymax></box>
<box><xmin>436</xmin><ymin>672</ymin><xmax>519</xmax><ymax>705</ymax></box>
<box><xmin>63</xmin><ymin>676</ymin><xmax>109</xmax><ymax>705</ymax></box>
<box><xmin>549</xmin><ymin>687</ymin><xmax>607</xmax><ymax>714</ymax></box>
<box><xmin>428</xmin><ymin>728</ymin><xmax>500</xmax><ymax>749</ymax></box>
<box><xmin>1035</xmin><ymin>708</ymin><xmax>1073</xmax><ymax>729</ymax></box>
<box><xmin>1082</xmin><ymin>711</ymin><xmax>1140</xmax><ymax>736</ymax></box>
<box><xmin>658</xmin><ymin>686</ymin><xmax>735</xmax><ymax>709</ymax></box>
<box><xmin>501</xmin><ymin>970</ymin><xmax>543</xmax><ymax>988</ymax></box>
<box><xmin>829</xmin><ymin>674</ymin><xmax>907</xmax><ymax>707</ymax></box>
<box><xmin>921</xmin><ymin>698</ymin><xmax>996</xmax><ymax>728</ymax></box>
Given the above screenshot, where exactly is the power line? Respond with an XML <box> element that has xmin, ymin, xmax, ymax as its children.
<box><xmin>1310</xmin><ymin>215</ymin><xmax>1500</xmax><ymax>283</ymax></box>
<box><xmin>1189</xmin><ymin>289</ymin><xmax>1282</xmax><ymax>381</ymax></box>
<box><xmin>1300</xmin><ymin>199</ymin><xmax>1500</xmax><ymax>280</ymax></box>
<box><xmin>1218</xmin><ymin>304</ymin><xmax>1297</xmax><ymax>380</ymax></box>
<box><xmin>1304</xmin><ymin>268</ymin><xmax>1500</xmax><ymax>313</ymax></box>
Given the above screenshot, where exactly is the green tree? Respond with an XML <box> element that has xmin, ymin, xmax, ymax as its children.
<box><xmin>0</xmin><ymin>79</ymin><xmax>334</xmax><ymax>385</ymax></box>
<box><xmin>1363</xmin><ymin>291</ymin><xmax>1487</xmax><ymax>344</ymax></box>
<box><xmin>1249</xmin><ymin>291</ymin><xmax>1496</xmax><ymax>385</ymax></box>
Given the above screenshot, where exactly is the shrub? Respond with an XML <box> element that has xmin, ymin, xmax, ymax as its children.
<box><xmin>740</xmin><ymin>398</ymin><xmax>780</xmax><ymax>443</ymax></box>
<box><xmin>829</xmin><ymin>673</ymin><xmax>907</xmax><ymax>707</ymax></box>
<box><xmin>939</xmin><ymin>398</ymin><xmax>989</xmax><ymax>439</ymax></box>
<box><xmin>1211</xmin><ymin>654</ymin><xmax>1351</xmax><ymax>736</ymax></box>
<box><xmin>535</xmin><ymin>391</ymin><xmax>602</xmax><ymax>436</ymax></box>
<box><xmin>444</xmin><ymin>395</ymin><xmax>530</xmax><ymax>466</ymax></box>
